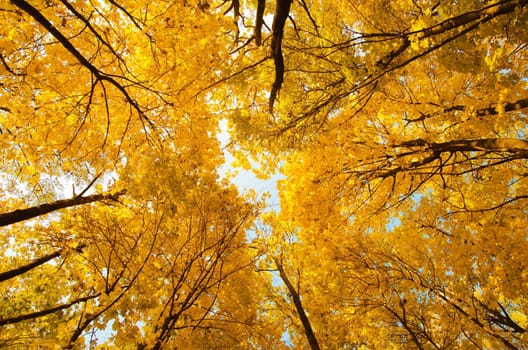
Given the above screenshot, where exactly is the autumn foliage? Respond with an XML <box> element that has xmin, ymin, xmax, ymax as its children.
<box><xmin>1</xmin><ymin>0</ymin><xmax>527</xmax><ymax>349</ymax></box>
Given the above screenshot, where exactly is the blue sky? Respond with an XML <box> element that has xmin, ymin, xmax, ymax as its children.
<box><xmin>217</xmin><ymin>119</ymin><xmax>284</xmax><ymax>212</ymax></box>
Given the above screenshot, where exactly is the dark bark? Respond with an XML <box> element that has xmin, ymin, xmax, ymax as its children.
<box><xmin>10</xmin><ymin>0</ymin><xmax>151</xmax><ymax>125</ymax></box>
<box><xmin>481</xmin><ymin>301</ymin><xmax>526</xmax><ymax>334</ymax></box>
<box><xmin>255</xmin><ymin>0</ymin><xmax>266</xmax><ymax>46</ymax></box>
<box><xmin>435</xmin><ymin>292</ymin><xmax>518</xmax><ymax>350</ymax></box>
<box><xmin>66</xmin><ymin>216</ymin><xmax>160</xmax><ymax>349</ymax></box>
<box><xmin>396</xmin><ymin>138</ymin><xmax>528</xmax><ymax>154</ymax></box>
<box><xmin>11</xmin><ymin>0</ymin><xmax>102</xmax><ymax>78</ymax></box>
<box><xmin>366</xmin><ymin>138</ymin><xmax>528</xmax><ymax>179</ymax></box>
<box><xmin>0</xmin><ymin>191</ymin><xmax>125</xmax><ymax>227</ymax></box>
<box><xmin>406</xmin><ymin>97</ymin><xmax>528</xmax><ymax>123</ymax></box>
<box><xmin>269</xmin><ymin>0</ymin><xmax>292</xmax><ymax>112</ymax></box>
<box><xmin>383</xmin><ymin>254</ymin><xmax>521</xmax><ymax>349</ymax></box>
<box><xmin>384</xmin><ymin>305</ymin><xmax>425</xmax><ymax>350</ymax></box>
<box><xmin>0</xmin><ymin>53</ymin><xmax>25</xmax><ymax>76</ymax></box>
<box><xmin>0</xmin><ymin>294</ymin><xmax>98</xmax><ymax>326</ymax></box>
<box><xmin>377</xmin><ymin>38</ymin><xmax>410</xmax><ymax>68</ymax></box>
<box><xmin>476</xmin><ymin>98</ymin><xmax>528</xmax><ymax>117</ymax></box>
<box><xmin>416</xmin><ymin>0</ymin><xmax>525</xmax><ymax>39</ymax></box>
<box><xmin>275</xmin><ymin>258</ymin><xmax>321</xmax><ymax>350</ymax></box>
<box><xmin>57</xmin><ymin>0</ymin><xmax>124</xmax><ymax>63</ymax></box>
<box><xmin>0</xmin><ymin>244</ymin><xmax>86</xmax><ymax>283</ymax></box>
<box><xmin>0</xmin><ymin>249</ymin><xmax>61</xmax><ymax>283</ymax></box>
<box><xmin>377</xmin><ymin>0</ymin><xmax>526</xmax><ymax>70</ymax></box>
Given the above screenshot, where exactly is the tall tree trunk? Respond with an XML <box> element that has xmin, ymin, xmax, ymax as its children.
<box><xmin>275</xmin><ymin>258</ymin><xmax>321</xmax><ymax>350</ymax></box>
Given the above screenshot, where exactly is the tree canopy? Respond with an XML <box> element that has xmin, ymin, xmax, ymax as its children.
<box><xmin>1</xmin><ymin>0</ymin><xmax>527</xmax><ymax>349</ymax></box>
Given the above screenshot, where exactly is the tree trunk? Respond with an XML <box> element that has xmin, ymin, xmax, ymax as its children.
<box><xmin>275</xmin><ymin>258</ymin><xmax>321</xmax><ymax>350</ymax></box>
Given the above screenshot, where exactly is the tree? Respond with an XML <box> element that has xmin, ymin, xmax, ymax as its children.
<box><xmin>1</xmin><ymin>0</ymin><xmax>268</xmax><ymax>348</ymax></box>
<box><xmin>1</xmin><ymin>0</ymin><xmax>528</xmax><ymax>349</ymax></box>
<box><xmin>231</xmin><ymin>0</ymin><xmax>528</xmax><ymax>348</ymax></box>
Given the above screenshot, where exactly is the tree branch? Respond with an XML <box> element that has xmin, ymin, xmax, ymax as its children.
<box><xmin>376</xmin><ymin>0</ymin><xmax>526</xmax><ymax>69</ymax></box>
<box><xmin>0</xmin><ymin>191</ymin><xmax>125</xmax><ymax>227</ymax></box>
<box><xmin>0</xmin><ymin>293</ymin><xmax>99</xmax><ymax>326</ymax></box>
<box><xmin>397</xmin><ymin>138</ymin><xmax>528</xmax><ymax>154</ymax></box>
<box><xmin>269</xmin><ymin>0</ymin><xmax>292</xmax><ymax>112</ymax></box>
<box><xmin>10</xmin><ymin>0</ymin><xmax>153</xmax><ymax>126</ymax></box>
<box><xmin>384</xmin><ymin>304</ymin><xmax>425</xmax><ymax>350</ymax></box>
<box><xmin>406</xmin><ymin>97</ymin><xmax>528</xmax><ymax>123</ymax></box>
<box><xmin>0</xmin><ymin>249</ymin><xmax>60</xmax><ymax>283</ymax></box>
<box><xmin>255</xmin><ymin>0</ymin><xmax>266</xmax><ymax>46</ymax></box>
<box><xmin>274</xmin><ymin>258</ymin><xmax>321</xmax><ymax>350</ymax></box>
<box><xmin>0</xmin><ymin>244</ymin><xmax>86</xmax><ymax>283</ymax></box>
